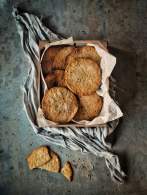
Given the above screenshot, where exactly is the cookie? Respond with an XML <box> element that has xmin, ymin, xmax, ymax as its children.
<box><xmin>74</xmin><ymin>93</ymin><xmax>103</xmax><ymax>121</ymax></box>
<box><xmin>42</xmin><ymin>87</ymin><xmax>78</xmax><ymax>123</ymax></box>
<box><xmin>61</xmin><ymin>161</ymin><xmax>73</xmax><ymax>181</ymax></box>
<box><xmin>41</xmin><ymin>46</ymin><xmax>62</xmax><ymax>75</ymax></box>
<box><xmin>65</xmin><ymin>58</ymin><xmax>101</xmax><ymax>96</ymax></box>
<box><xmin>45</xmin><ymin>73</ymin><xmax>56</xmax><ymax>89</ymax></box>
<box><xmin>54</xmin><ymin>70</ymin><xmax>66</xmax><ymax>87</ymax></box>
<box><xmin>66</xmin><ymin>45</ymin><xmax>101</xmax><ymax>65</ymax></box>
<box><xmin>27</xmin><ymin>146</ymin><xmax>51</xmax><ymax>170</ymax></box>
<box><xmin>53</xmin><ymin>46</ymin><xmax>74</xmax><ymax>69</ymax></box>
<box><xmin>39</xmin><ymin>151</ymin><xmax>60</xmax><ymax>173</ymax></box>
<box><xmin>45</xmin><ymin>70</ymin><xmax>66</xmax><ymax>89</ymax></box>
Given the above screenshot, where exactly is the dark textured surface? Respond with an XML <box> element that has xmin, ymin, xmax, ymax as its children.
<box><xmin>0</xmin><ymin>0</ymin><xmax>147</xmax><ymax>195</ymax></box>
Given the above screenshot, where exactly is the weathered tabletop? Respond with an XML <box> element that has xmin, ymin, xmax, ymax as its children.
<box><xmin>0</xmin><ymin>1</ymin><xmax>147</xmax><ymax>195</ymax></box>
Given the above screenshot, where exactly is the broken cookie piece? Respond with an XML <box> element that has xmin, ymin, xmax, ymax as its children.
<box><xmin>27</xmin><ymin>146</ymin><xmax>74</xmax><ymax>181</ymax></box>
<box><xmin>61</xmin><ymin>161</ymin><xmax>73</xmax><ymax>181</ymax></box>
<box><xmin>27</xmin><ymin>146</ymin><xmax>51</xmax><ymax>170</ymax></box>
<box><xmin>39</xmin><ymin>151</ymin><xmax>60</xmax><ymax>173</ymax></box>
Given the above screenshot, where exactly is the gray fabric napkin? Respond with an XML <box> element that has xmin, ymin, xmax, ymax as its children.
<box><xmin>12</xmin><ymin>8</ymin><xmax>126</xmax><ymax>183</ymax></box>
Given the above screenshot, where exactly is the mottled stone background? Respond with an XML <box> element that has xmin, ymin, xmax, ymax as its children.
<box><xmin>0</xmin><ymin>0</ymin><xmax>147</xmax><ymax>195</ymax></box>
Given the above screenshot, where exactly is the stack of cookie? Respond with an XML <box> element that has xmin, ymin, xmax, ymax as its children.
<box><xmin>41</xmin><ymin>45</ymin><xmax>103</xmax><ymax>124</ymax></box>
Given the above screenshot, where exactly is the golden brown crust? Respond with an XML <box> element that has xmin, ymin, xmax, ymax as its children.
<box><xmin>39</xmin><ymin>151</ymin><xmax>60</xmax><ymax>173</ymax></box>
<box><xmin>45</xmin><ymin>73</ymin><xmax>56</xmax><ymax>89</ymax></box>
<box><xmin>65</xmin><ymin>58</ymin><xmax>101</xmax><ymax>96</ymax></box>
<box><xmin>53</xmin><ymin>46</ymin><xmax>74</xmax><ymax>69</ymax></box>
<box><xmin>66</xmin><ymin>45</ymin><xmax>101</xmax><ymax>65</ymax></box>
<box><xmin>27</xmin><ymin>146</ymin><xmax>51</xmax><ymax>170</ymax></box>
<box><xmin>74</xmin><ymin>93</ymin><xmax>103</xmax><ymax>121</ymax></box>
<box><xmin>42</xmin><ymin>87</ymin><xmax>78</xmax><ymax>123</ymax></box>
<box><xmin>54</xmin><ymin>70</ymin><xmax>66</xmax><ymax>87</ymax></box>
<box><xmin>41</xmin><ymin>46</ymin><xmax>62</xmax><ymax>75</ymax></box>
<box><xmin>61</xmin><ymin>161</ymin><xmax>73</xmax><ymax>181</ymax></box>
<box><xmin>45</xmin><ymin>70</ymin><xmax>66</xmax><ymax>89</ymax></box>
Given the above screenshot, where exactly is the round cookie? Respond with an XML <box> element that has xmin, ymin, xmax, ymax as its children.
<box><xmin>65</xmin><ymin>58</ymin><xmax>101</xmax><ymax>96</ymax></box>
<box><xmin>66</xmin><ymin>45</ymin><xmax>101</xmax><ymax>65</ymax></box>
<box><xmin>41</xmin><ymin>46</ymin><xmax>62</xmax><ymax>75</ymax></box>
<box><xmin>42</xmin><ymin>87</ymin><xmax>78</xmax><ymax>123</ymax></box>
<box><xmin>74</xmin><ymin>93</ymin><xmax>103</xmax><ymax>121</ymax></box>
<box><xmin>53</xmin><ymin>46</ymin><xmax>74</xmax><ymax>69</ymax></box>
